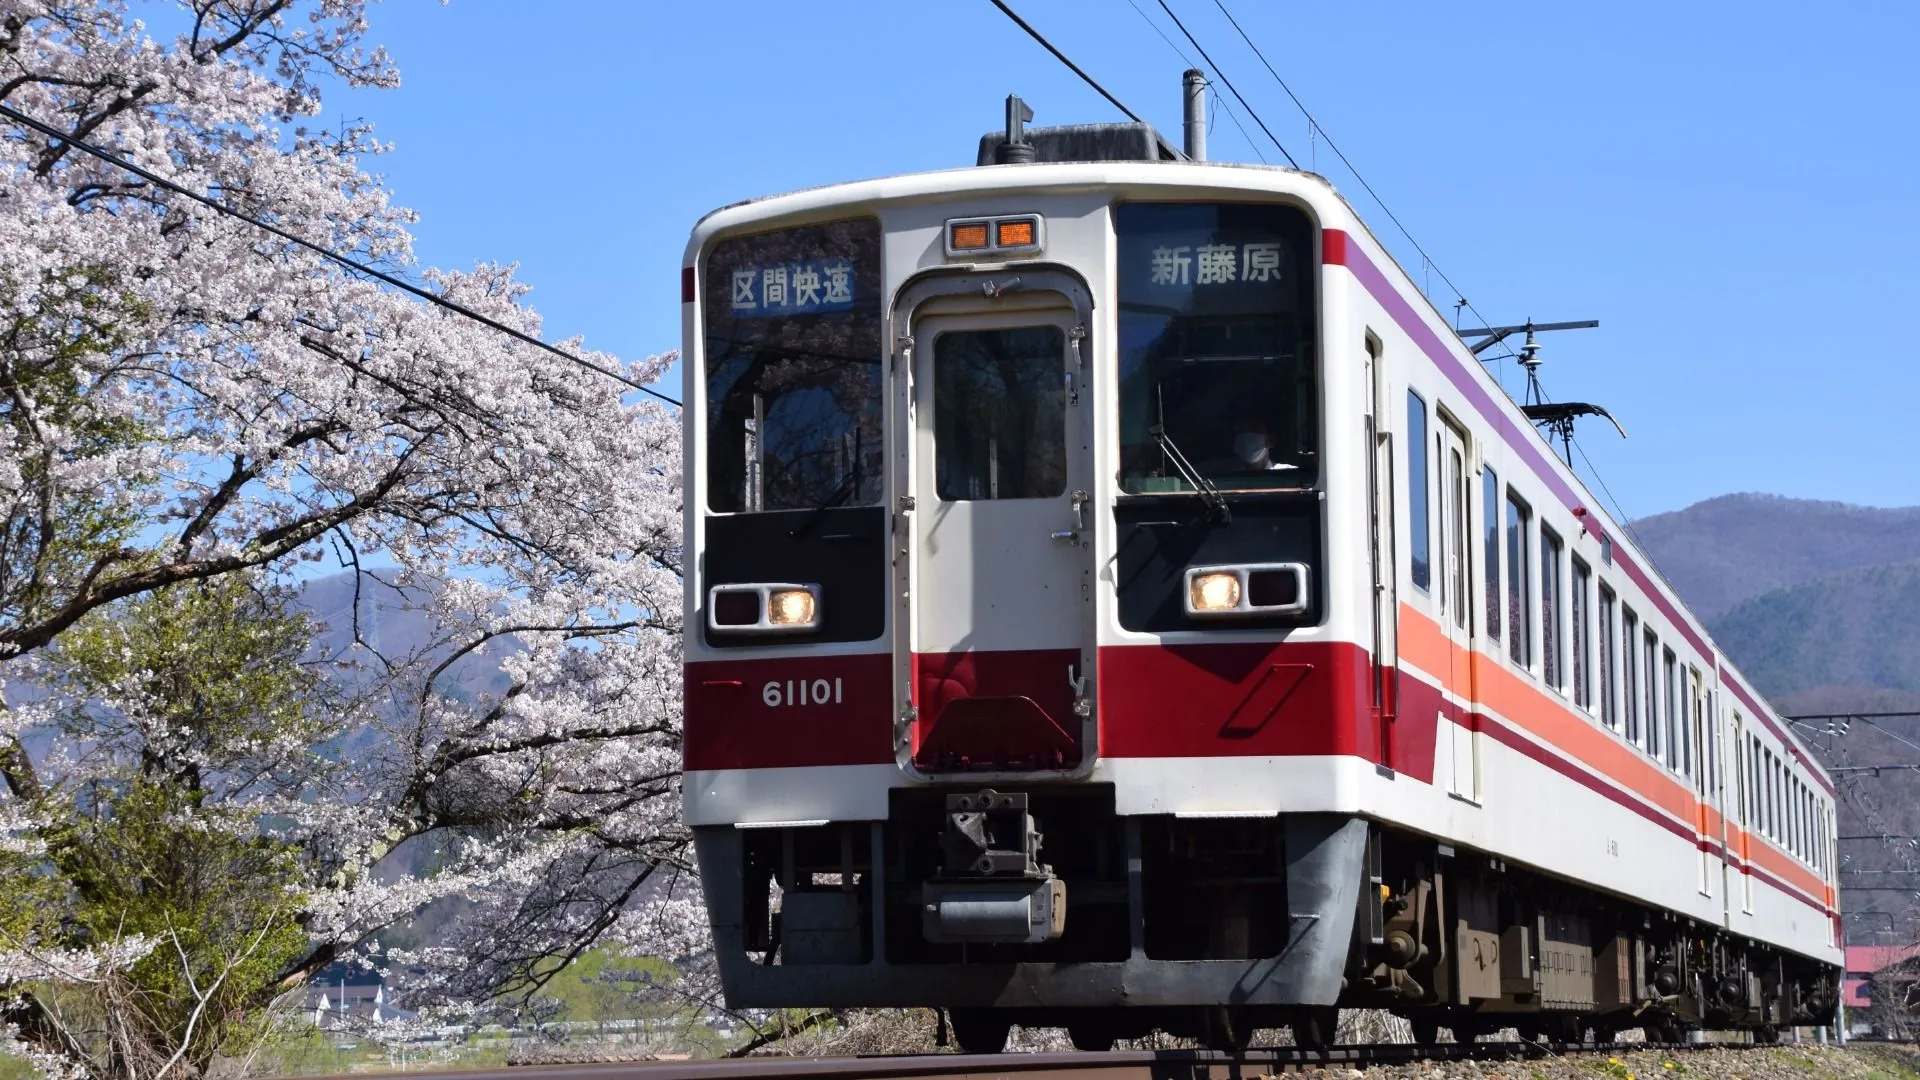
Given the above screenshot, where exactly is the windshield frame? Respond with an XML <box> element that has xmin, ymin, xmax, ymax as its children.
<box><xmin>700</xmin><ymin>216</ymin><xmax>885</xmax><ymax>515</ymax></box>
<box><xmin>1112</xmin><ymin>198</ymin><xmax>1321</xmax><ymax>499</ymax></box>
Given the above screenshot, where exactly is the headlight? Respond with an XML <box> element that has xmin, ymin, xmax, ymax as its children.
<box><xmin>1188</xmin><ymin>572</ymin><xmax>1242</xmax><ymax>612</ymax></box>
<box><xmin>1182</xmin><ymin>564</ymin><xmax>1311</xmax><ymax>618</ymax></box>
<box><xmin>707</xmin><ymin>583</ymin><xmax>820</xmax><ymax>634</ymax></box>
<box><xmin>767</xmin><ymin>588</ymin><xmax>818</xmax><ymax>627</ymax></box>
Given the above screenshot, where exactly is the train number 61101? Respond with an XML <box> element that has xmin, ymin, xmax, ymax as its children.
<box><xmin>763</xmin><ymin>678</ymin><xmax>845</xmax><ymax>708</ymax></box>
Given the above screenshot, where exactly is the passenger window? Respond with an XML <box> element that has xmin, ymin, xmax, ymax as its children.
<box><xmin>1572</xmin><ymin>558</ymin><xmax>1592</xmax><ymax>710</ymax></box>
<box><xmin>1597</xmin><ymin>584</ymin><xmax>1617</xmax><ymax>727</ymax></box>
<box><xmin>933</xmin><ymin>327</ymin><xmax>1066</xmax><ymax>501</ymax></box>
<box><xmin>1449</xmin><ymin>443</ymin><xmax>1467</xmax><ymax>630</ymax></box>
<box><xmin>1622</xmin><ymin>608</ymin><xmax>1640</xmax><ymax>744</ymax></box>
<box><xmin>1541</xmin><ymin>528</ymin><xmax>1564</xmax><ymax>691</ymax></box>
<box><xmin>1506</xmin><ymin>492</ymin><xmax>1532</xmax><ymax>668</ymax></box>
<box><xmin>1408</xmin><ymin>391</ymin><xmax>1430</xmax><ymax>592</ymax></box>
<box><xmin>1483</xmin><ymin>467</ymin><xmax>1501</xmax><ymax>642</ymax></box>
<box><xmin>1663</xmin><ymin>649</ymin><xmax>1679</xmax><ymax>771</ymax></box>
<box><xmin>1644</xmin><ymin>631</ymin><xmax>1661</xmax><ymax>759</ymax></box>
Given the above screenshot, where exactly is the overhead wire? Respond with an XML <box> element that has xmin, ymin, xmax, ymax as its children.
<box><xmin>1123</xmin><ymin>0</ymin><xmax>1264</xmax><ymax>163</ymax></box>
<box><xmin>1203</xmin><ymin>2</ymin><xmax>1523</xmax><ymax>365</ymax></box>
<box><xmin>1151</xmin><ymin>0</ymin><xmax>1297</xmax><ymax>167</ymax></box>
<box><xmin>1182</xmin><ymin>4</ymin><xmax>1652</xmax><ymax>527</ymax></box>
<box><xmin>0</xmin><ymin>102</ymin><xmax>680</xmax><ymax>408</ymax></box>
<box><xmin>1120</xmin><ymin>0</ymin><xmax>1265</xmax><ymax>163</ymax></box>
<box><xmin>985</xmin><ymin>0</ymin><xmax>1145</xmax><ymax>124</ymax></box>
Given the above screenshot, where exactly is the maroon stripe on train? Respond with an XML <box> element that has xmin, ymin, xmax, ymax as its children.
<box><xmin>1096</xmin><ymin>641</ymin><xmax>1444</xmax><ymax>782</ymax></box>
<box><xmin>683</xmin><ymin>653</ymin><xmax>894</xmax><ymax>771</ymax></box>
<box><xmin>1474</xmin><ymin>710</ymin><xmax>1831</xmax><ymax>917</ymax></box>
<box><xmin>912</xmin><ymin>648</ymin><xmax>1083</xmax><ymax>771</ymax></box>
<box><xmin>1323</xmin><ymin>229</ymin><xmax>1830</xmax><ymax>796</ymax></box>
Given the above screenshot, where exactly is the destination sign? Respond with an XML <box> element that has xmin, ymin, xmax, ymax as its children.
<box><xmin>729</xmin><ymin>259</ymin><xmax>856</xmax><ymax>317</ymax></box>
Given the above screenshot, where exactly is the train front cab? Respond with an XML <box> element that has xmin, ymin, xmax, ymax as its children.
<box><xmin>683</xmin><ymin>173</ymin><xmax>1383</xmax><ymax>1049</ymax></box>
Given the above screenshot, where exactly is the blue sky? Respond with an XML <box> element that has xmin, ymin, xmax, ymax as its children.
<box><xmin>329</xmin><ymin>1</ymin><xmax>1919</xmax><ymax>517</ymax></box>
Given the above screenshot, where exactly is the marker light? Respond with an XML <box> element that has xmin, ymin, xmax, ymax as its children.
<box><xmin>944</xmin><ymin>214</ymin><xmax>1045</xmax><ymax>257</ymax></box>
<box><xmin>767</xmin><ymin>588</ymin><xmax>818</xmax><ymax>628</ymax></box>
<box><xmin>995</xmin><ymin>218</ymin><xmax>1036</xmax><ymax>248</ymax></box>
<box><xmin>949</xmin><ymin>222</ymin><xmax>991</xmax><ymax>251</ymax></box>
<box><xmin>1189</xmin><ymin>572</ymin><xmax>1242</xmax><ymax>613</ymax></box>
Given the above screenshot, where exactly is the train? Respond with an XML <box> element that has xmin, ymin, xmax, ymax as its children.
<box><xmin>678</xmin><ymin>84</ymin><xmax>1842</xmax><ymax>1053</ymax></box>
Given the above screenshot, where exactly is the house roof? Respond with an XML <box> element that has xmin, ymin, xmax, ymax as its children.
<box><xmin>1846</xmin><ymin>944</ymin><xmax>1920</xmax><ymax>976</ymax></box>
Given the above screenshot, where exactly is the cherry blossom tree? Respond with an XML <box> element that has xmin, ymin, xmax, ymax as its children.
<box><xmin>0</xmin><ymin>0</ymin><xmax>688</xmax><ymax>1074</ymax></box>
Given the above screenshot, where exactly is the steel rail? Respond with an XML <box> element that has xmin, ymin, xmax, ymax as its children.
<box><xmin>303</xmin><ymin>1040</ymin><xmax>1774</xmax><ymax>1080</ymax></box>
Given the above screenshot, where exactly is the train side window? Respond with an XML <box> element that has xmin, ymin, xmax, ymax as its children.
<box><xmin>1541</xmin><ymin>527</ymin><xmax>1564</xmax><ymax>692</ymax></box>
<box><xmin>1733</xmin><ymin>720</ymin><xmax>1748</xmax><ymax>825</ymax></box>
<box><xmin>1570</xmin><ymin>557</ymin><xmax>1591</xmax><ymax>710</ymax></box>
<box><xmin>1506</xmin><ymin>491</ymin><xmax>1532</xmax><ymax>669</ymax></box>
<box><xmin>1643</xmin><ymin>630</ymin><xmax>1661</xmax><ymax>760</ymax></box>
<box><xmin>1621</xmin><ymin>607</ymin><xmax>1640</xmax><ymax>744</ymax></box>
<box><xmin>1408</xmin><ymin>390</ymin><xmax>1431</xmax><ymax>592</ymax></box>
<box><xmin>933</xmin><ymin>327</ymin><xmax>1067</xmax><ymax>500</ymax></box>
<box><xmin>1767</xmin><ymin>752</ymin><xmax>1779</xmax><ymax>840</ymax></box>
<box><xmin>1684</xmin><ymin>667</ymin><xmax>1700</xmax><ymax>781</ymax></box>
<box><xmin>1483</xmin><ymin>467</ymin><xmax>1501</xmax><ymax>642</ymax></box>
<box><xmin>1597</xmin><ymin>584</ymin><xmax>1617</xmax><ymax>728</ymax></box>
<box><xmin>1662</xmin><ymin>648</ymin><xmax>1679</xmax><ymax>772</ymax></box>
<box><xmin>1789</xmin><ymin>776</ymin><xmax>1804</xmax><ymax>853</ymax></box>
<box><xmin>1793</xmin><ymin>781</ymin><xmax>1802</xmax><ymax>858</ymax></box>
<box><xmin>1448</xmin><ymin>440</ymin><xmax>1467</xmax><ymax>630</ymax></box>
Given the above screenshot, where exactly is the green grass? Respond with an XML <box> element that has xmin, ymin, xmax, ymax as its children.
<box><xmin>0</xmin><ymin>1048</ymin><xmax>40</xmax><ymax>1080</ymax></box>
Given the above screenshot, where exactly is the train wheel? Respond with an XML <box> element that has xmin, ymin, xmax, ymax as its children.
<box><xmin>949</xmin><ymin>1009</ymin><xmax>1011</xmax><ymax>1054</ymax></box>
<box><xmin>1067</xmin><ymin>1024</ymin><xmax>1116</xmax><ymax>1052</ymax></box>
<box><xmin>1290</xmin><ymin>1006</ymin><xmax>1338</xmax><ymax>1051</ymax></box>
<box><xmin>1409</xmin><ymin>1017</ymin><xmax>1440</xmax><ymax>1046</ymax></box>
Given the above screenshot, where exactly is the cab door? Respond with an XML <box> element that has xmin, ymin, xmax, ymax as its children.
<box><xmin>899</xmin><ymin>298</ymin><xmax>1096</xmax><ymax>774</ymax></box>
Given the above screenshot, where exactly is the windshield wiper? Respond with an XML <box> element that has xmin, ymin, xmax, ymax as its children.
<box><xmin>1149</xmin><ymin>424</ymin><xmax>1231</xmax><ymax>523</ymax></box>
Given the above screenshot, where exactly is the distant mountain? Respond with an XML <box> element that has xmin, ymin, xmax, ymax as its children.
<box><xmin>1635</xmin><ymin>495</ymin><xmax>1920</xmax><ymax>942</ymax></box>
<box><xmin>1706</xmin><ymin>562</ymin><xmax>1920</xmax><ymax>700</ymax></box>
<box><xmin>1632</xmin><ymin>494</ymin><xmax>1920</xmax><ymax>623</ymax></box>
<box><xmin>296</xmin><ymin>571</ymin><xmax>518</xmax><ymax>701</ymax></box>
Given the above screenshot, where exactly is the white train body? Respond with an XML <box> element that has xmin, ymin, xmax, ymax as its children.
<box><xmin>681</xmin><ymin>115</ymin><xmax>1839</xmax><ymax>1049</ymax></box>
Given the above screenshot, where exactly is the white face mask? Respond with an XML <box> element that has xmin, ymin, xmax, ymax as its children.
<box><xmin>1233</xmin><ymin>432</ymin><xmax>1270</xmax><ymax>466</ymax></box>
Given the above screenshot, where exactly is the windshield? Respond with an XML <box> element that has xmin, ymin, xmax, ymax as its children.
<box><xmin>1115</xmin><ymin>202</ymin><xmax>1318</xmax><ymax>494</ymax></box>
<box><xmin>703</xmin><ymin>219</ymin><xmax>883</xmax><ymax>513</ymax></box>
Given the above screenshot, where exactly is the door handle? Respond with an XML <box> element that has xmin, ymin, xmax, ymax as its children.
<box><xmin>1070</xmin><ymin>489</ymin><xmax>1088</xmax><ymax>530</ymax></box>
<box><xmin>1050</xmin><ymin>530</ymin><xmax>1078</xmax><ymax>542</ymax></box>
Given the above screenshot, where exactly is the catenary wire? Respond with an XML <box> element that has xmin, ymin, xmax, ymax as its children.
<box><xmin>1208</xmin><ymin>0</ymin><xmax>1510</xmax><ymax>349</ymax></box>
<box><xmin>985</xmin><ymin>0</ymin><xmax>1145</xmax><ymax>124</ymax></box>
<box><xmin>1120</xmin><ymin>0</ymin><xmax>1266</xmax><ymax>163</ymax></box>
<box><xmin>0</xmin><ymin>102</ymin><xmax>680</xmax><ymax>408</ymax></box>
<box><xmin>1152</xmin><ymin>0</ymin><xmax>1298</xmax><ymax>167</ymax></box>
<box><xmin>1207</xmin><ymin>0</ymin><xmax>1524</xmax><ymax>372</ymax></box>
<box><xmin>1572</xmin><ymin>437</ymin><xmax>1646</xmax><ymax>552</ymax></box>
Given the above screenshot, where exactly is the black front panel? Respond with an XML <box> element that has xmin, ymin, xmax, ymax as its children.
<box><xmin>1113</xmin><ymin>493</ymin><xmax>1323</xmax><ymax>633</ymax></box>
<box><xmin>702</xmin><ymin>506</ymin><xmax>887</xmax><ymax>646</ymax></box>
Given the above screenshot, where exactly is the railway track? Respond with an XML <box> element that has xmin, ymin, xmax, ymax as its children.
<box><xmin>327</xmin><ymin>1040</ymin><xmax>1775</xmax><ymax>1080</ymax></box>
